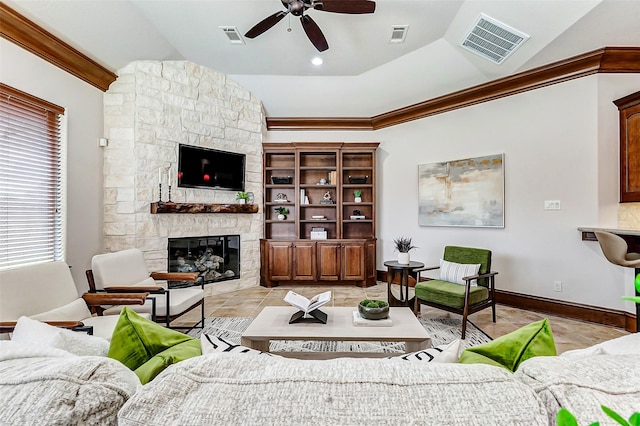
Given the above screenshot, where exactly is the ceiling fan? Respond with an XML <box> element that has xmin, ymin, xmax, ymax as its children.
<box><xmin>244</xmin><ymin>0</ymin><xmax>376</xmax><ymax>52</ymax></box>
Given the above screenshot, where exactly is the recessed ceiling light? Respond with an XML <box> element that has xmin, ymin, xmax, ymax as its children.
<box><xmin>311</xmin><ymin>57</ymin><xmax>323</xmax><ymax>66</ymax></box>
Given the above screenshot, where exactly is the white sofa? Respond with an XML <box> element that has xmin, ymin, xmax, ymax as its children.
<box><xmin>117</xmin><ymin>348</ymin><xmax>640</xmax><ymax>426</ymax></box>
<box><xmin>0</xmin><ymin>333</ymin><xmax>638</xmax><ymax>425</ymax></box>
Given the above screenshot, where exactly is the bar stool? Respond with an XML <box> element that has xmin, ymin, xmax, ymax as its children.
<box><xmin>594</xmin><ymin>230</ymin><xmax>640</xmax><ymax>332</ymax></box>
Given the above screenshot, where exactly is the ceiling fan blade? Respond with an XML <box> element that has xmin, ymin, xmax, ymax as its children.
<box><xmin>300</xmin><ymin>15</ymin><xmax>329</xmax><ymax>52</ymax></box>
<box><xmin>244</xmin><ymin>11</ymin><xmax>288</xmax><ymax>38</ymax></box>
<box><xmin>313</xmin><ymin>0</ymin><xmax>376</xmax><ymax>14</ymax></box>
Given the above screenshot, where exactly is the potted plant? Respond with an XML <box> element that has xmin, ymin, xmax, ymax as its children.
<box><xmin>393</xmin><ymin>236</ymin><xmax>417</xmax><ymax>264</ymax></box>
<box><xmin>236</xmin><ymin>191</ymin><xmax>250</xmax><ymax>204</ymax></box>
<box><xmin>353</xmin><ymin>189</ymin><xmax>362</xmax><ymax>203</ymax></box>
<box><xmin>274</xmin><ymin>206</ymin><xmax>288</xmax><ymax>220</ymax></box>
<box><xmin>358</xmin><ymin>299</ymin><xmax>389</xmax><ymax>320</ymax></box>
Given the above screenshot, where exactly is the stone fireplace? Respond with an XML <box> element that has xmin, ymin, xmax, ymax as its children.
<box><xmin>102</xmin><ymin>60</ymin><xmax>265</xmax><ymax>296</ymax></box>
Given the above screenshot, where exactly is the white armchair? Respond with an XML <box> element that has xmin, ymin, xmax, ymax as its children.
<box><xmin>86</xmin><ymin>248</ymin><xmax>205</xmax><ymax>330</ymax></box>
<box><xmin>0</xmin><ymin>261</ymin><xmax>149</xmax><ymax>340</ymax></box>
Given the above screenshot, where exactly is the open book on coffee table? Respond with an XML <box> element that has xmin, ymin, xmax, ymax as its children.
<box><xmin>284</xmin><ymin>290</ymin><xmax>331</xmax><ymax>324</ymax></box>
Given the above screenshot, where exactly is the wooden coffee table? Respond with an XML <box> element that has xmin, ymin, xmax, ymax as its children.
<box><xmin>240</xmin><ymin>306</ymin><xmax>431</xmax><ymax>359</ymax></box>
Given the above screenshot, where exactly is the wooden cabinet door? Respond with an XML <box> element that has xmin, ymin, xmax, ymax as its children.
<box><xmin>293</xmin><ymin>241</ymin><xmax>316</xmax><ymax>280</ymax></box>
<box><xmin>364</xmin><ymin>239</ymin><xmax>377</xmax><ymax>286</ymax></box>
<box><xmin>341</xmin><ymin>242</ymin><xmax>365</xmax><ymax>281</ymax></box>
<box><xmin>615</xmin><ymin>92</ymin><xmax>640</xmax><ymax>202</ymax></box>
<box><xmin>267</xmin><ymin>241</ymin><xmax>293</xmax><ymax>281</ymax></box>
<box><xmin>317</xmin><ymin>242</ymin><xmax>341</xmax><ymax>280</ymax></box>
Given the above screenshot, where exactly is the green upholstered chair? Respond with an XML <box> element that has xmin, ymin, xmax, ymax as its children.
<box><xmin>413</xmin><ymin>246</ymin><xmax>497</xmax><ymax>339</ymax></box>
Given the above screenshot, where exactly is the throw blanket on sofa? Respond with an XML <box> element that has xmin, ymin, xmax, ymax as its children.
<box><xmin>0</xmin><ymin>344</ymin><xmax>140</xmax><ymax>426</ymax></box>
<box><xmin>119</xmin><ymin>353</ymin><xmax>549</xmax><ymax>425</ymax></box>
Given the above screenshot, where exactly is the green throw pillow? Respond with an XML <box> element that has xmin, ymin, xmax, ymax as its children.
<box><xmin>108</xmin><ymin>307</ymin><xmax>195</xmax><ymax>371</ymax></box>
<box><xmin>134</xmin><ymin>339</ymin><xmax>202</xmax><ymax>384</ymax></box>
<box><xmin>458</xmin><ymin>318</ymin><xmax>557</xmax><ymax>372</ymax></box>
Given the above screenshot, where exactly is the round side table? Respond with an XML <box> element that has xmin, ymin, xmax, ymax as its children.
<box><xmin>384</xmin><ymin>260</ymin><xmax>424</xmax><ymax>308</ymax></box>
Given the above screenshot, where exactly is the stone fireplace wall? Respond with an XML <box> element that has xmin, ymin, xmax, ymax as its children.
<box><xmin>103</xmin><ymin>61</ymin><xmax>264</xmax><ymax>296</ymax></box>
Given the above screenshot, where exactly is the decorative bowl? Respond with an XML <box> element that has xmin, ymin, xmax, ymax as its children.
<box><xmin>358</xmin><ymin>299</ymin><xmax>390</xmax><ymax>320</ymax></box>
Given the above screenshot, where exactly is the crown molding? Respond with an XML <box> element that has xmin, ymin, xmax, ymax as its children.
<box><xmin>1</xmin><ymin>3</ymin><xmax>637</xmax><ymax>123</ymax></box>
<box><xmin>267</xmin><ymin>46</ymin><xmax>640</xmax><ymax>131</ymax></box>
<box><xmin>0</xmin><ymin>2</ymin><xmax>117</xmax><ymax>91</ymax></box>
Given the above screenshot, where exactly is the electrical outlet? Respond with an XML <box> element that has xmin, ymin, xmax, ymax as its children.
<box><xmin>544</xmin><ymin>200</ymin><xmax>561</xmax><ymax>210</ymax></box>
<box><xmin>554</xmin><ymin>281</ymin><xmax>562</xmax><ymax>292</ymax></box>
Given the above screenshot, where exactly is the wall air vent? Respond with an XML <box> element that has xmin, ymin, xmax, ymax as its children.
<box><xmin>460</xmin><ymin>13</ymin><xmax>529</xmax><ymax>64</ymax></box>
<box><xmin>389</xmin><ymin>25</ymin><xmax>409</xmax><ymax>44</ymax></box>
<box><xmin>220</xmin><ymin>26</ymin><xmax>245</xmax><ymax>45</ymax></box>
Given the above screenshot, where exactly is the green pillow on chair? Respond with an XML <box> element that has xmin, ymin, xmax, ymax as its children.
<box><xmin>108</xmin><ymin>307</ymin><xmax>201</xmax><ymax>380</ymax></box>
<box><xmin>458</xmin><ymin>318</ymin><xmax>557</xmax><ymax>372</ymax></box>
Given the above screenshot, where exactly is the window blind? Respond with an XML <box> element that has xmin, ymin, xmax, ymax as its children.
<box><xmin>0</xmin><ymin>83</ymin><xmax>65</xmax><ymax>270</ymax></box>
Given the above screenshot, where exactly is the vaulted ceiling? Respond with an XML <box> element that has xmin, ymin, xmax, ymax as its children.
<box><xmin>5</xmin><ymin>0</ymin><xmax>640</xmax><ymax>117</ymax></box>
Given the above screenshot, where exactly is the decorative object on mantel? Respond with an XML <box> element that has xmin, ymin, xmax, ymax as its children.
<box><xmin>157</xmin><ymin>164</ymin><xmax>173</xmax><ymax>203</ymax></box>
<box><xmin>274</xmin><ymin>206</ymin><xmax>288</xmax><ymax>220</ymax></box>
<box><xmin>150</xmin><ymin>203</ymin><xmax>258</xmax><ymax>214</ymax></box>
<box><xmin>320</xmin><ymin>190</ymin><xmax>334</xmax><ymax>204</ymax></box>
<box><xmin>394</xmin><ymin>236</ymin><xmax>417</xmax><ymax>265</ymax></box>
<box><xmin>353</xmin><ymin>189</ymin><xmax>362</xmax><ymax>203</ymax></box>
<box><xmin>236</xmin><ymin>191</ymin><xmax>250</xmax><ymax>204</ymax></box>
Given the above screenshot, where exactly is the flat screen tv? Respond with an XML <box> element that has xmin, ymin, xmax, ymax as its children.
<box><xmin>178</xmin><ymin>144</ymin><xmax>245</xmax><ymax>191</ymax></box>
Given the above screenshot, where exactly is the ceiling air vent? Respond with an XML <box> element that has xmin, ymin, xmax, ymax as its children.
<box><xmin>220</xmin><ymin>26</ymin><xmax>245</xmax><ymax>45</ymax></box>
<box><xmin>389</xmin><ymin>25</ymin><xmax>409</xmax><ymax>44</ymax></box>
<box><xmin>460</xmin><ymin>13</ymin><xmax>529</xmax><ymax>64</ymax></box>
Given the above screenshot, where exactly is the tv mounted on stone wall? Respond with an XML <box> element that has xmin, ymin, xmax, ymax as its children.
<box><xmin>178</xmin><ymin>144</ymin><xmax>245</xmax><ymax>191</ymax></box>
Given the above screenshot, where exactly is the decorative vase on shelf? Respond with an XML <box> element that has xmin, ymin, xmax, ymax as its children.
<box><xmin>397</xmin><ymin>252</ymin><xmax>410</xmax><ymax>264</ymax></box>
<box><xmin>238</xmin><ymin>199</ymin><xmax>246</xmax><ymax>204</ymax></box>
<box><xmin>354</xmin><ymin>197</ymin><xmax>362</xmax><ymax>203</ymax></box>
<box><xmin>277</xmin><ymin>214</ymin><xmax>286</xmax><ymax>220</ymax></box>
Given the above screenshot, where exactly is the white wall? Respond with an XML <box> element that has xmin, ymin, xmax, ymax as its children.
<box><xmin>0</xmin><ymin>39</ymin><xmax>105</xmax><ymax>293</ymax></box>
<box><xmin>267</xmin><ymin>74</ymin><xmax>640</xmax><ymax>313</ymax></box>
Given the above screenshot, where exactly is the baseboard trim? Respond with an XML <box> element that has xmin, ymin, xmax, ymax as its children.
<box><xmin>376</xmin><ymin>270</ymin><xmax>635</xmax><ymax>332</ymax></box>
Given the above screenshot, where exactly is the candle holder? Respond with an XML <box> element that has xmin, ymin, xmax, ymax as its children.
<box><xmin>157</xmin><ymin>182</ymin><xmax>163</xmax><ymax>204</ymax></box>
<box><xmin>167</xmin><ymin>185</ymin><xmax>172</xmax><ymax>203</ymax></box>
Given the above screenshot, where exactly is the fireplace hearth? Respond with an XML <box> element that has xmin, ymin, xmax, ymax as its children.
<box><xmin>168</xmin><ymin>235</ymin><xmax>240</xmax><ymax>288</ymax></box>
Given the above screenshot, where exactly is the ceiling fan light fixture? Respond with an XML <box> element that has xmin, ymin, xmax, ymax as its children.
<box><xmin>311</xmin><ymin>56</ymin><xmax>323</xmax><ymax>65</ymax></box>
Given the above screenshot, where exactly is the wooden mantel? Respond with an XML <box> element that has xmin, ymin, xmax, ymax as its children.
<box><xmin>150</xmin><ymin>203</ymin><xmax>259</xmax><ymax>214</ymax></box>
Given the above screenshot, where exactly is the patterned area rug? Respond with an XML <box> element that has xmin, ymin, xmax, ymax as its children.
<box><xmin>188</xmin><ymin>316</ymin><xmax>491</xmax><ymax>353</ymax></box>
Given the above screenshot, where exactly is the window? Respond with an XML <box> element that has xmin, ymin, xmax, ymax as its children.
<box><xmin>0</xmin><ymin>83</ymin><xmax>65</xmax><ymax>270</ymax></box>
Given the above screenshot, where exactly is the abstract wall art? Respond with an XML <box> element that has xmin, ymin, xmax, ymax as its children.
<box><xmin>418</xmin><ymin>154</ymin><xmax>504</xmax><ymax>228</ymax></box>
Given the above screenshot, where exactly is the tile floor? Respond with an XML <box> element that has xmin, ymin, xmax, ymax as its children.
<box><xmin>175</xmin><ymin>281</ymin><xmax>629</xmax><ymax>354</ymax></box>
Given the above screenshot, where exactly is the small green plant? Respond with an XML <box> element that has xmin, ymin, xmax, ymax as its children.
<box><xmin>353</xmin><ymin>190</ymin><xmax>362</xmax><ymax>198</ymax></box>
<box><xmin>274</xmin><ymin>206</ymin><xmax>288</xmax><ymax>215</ymax></box>
<box><xmin>393</xmin><ymin>236</ymin><xmax>417</xmax><ymax>253</ymax></box>
<box><xmin>236</xmin><ymin>191</ymin><xmax>250</xmax><ymax>201</ymax></box>
<box><xmin>557</xmin><ymin>406</ymin><xmax>640</xmax><ymax>426</ymax></box>
<box><xmin>360</xmin><ymin>299</ymin><xmax>389</xmax><ymax>309</ymax></box>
